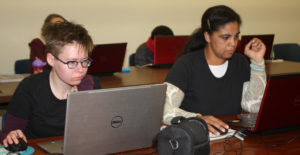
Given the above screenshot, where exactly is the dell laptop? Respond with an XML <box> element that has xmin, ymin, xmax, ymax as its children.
<box><xmin>37</xmin><ymin>84</ymin><xmax>167</xmax><ymax>155</ymax></box>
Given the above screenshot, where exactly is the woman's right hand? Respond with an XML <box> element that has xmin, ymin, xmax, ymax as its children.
<box><xmin>199</xmin><ymin>115</ymin><xmax>229</xmax><ymax>136</ymax></box>
<box><xmin>3</xmin><ymin>129</ymin><xmax>27</xmax><ymax>147</ymax></box>
<box><xmin>244</xmin><ymin>38</ymin><xmax>266</xmax><ymax>62</ymax></box>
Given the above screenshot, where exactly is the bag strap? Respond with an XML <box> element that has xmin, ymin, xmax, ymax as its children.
<box><xmin>172</xmin><ymin>116</ymin><xmax>209</xmax><ymax>134</ymax></box>
<box><xmin>186</xmin><ymin>117</ymin><xmax>209</xmax><ymax>134</ymax></box>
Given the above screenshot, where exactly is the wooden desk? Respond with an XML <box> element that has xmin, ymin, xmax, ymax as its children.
<box><xmin>210</xmin><ymin>129</ymin><xmax>300</xmax><ymax>155</ymax></box>
<box><xmin>266</xmin><ymin>60</ymin><xmax>300</xmax><ymax>76</ymax></box>
<box><xmin>210</xmin><ymin>115</ymin><xmax>300</xmax><ymax>155</ymax></box>
<box><xmin>2</xmin><ymin>60</ymin><xmax>300</xmax><ymax>104</ymax></box>
<box><xmin>1</xmin><ymin>61</ymin><xmax>300</xmax><ymax>154</ymax></box>
<box><xmin>99</xmin><ymin>66</ymin><xmax>169</xmax><ymax>88</ymax></box>
<box><xmin>28</xmin><ymin>116</ymin><xmax>300</xmax><ymax>155</ymax></box>
<box><xmin>0</xmin><ymin>82</ymin><xmax>19</xmax><ymax>104</ymax></box>
<box><xmin>28</xmin><ymin>136</ymin><xmax>156</xmax><ymax>155</ymax></box>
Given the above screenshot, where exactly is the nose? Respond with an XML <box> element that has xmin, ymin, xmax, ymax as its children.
<box><xmin>229</xmin><ymin>37</ymin><xmax>238</xmax><ymax>47</ymax></box>
<box><xmin>75</xmin><ymin>63</ymin><xmax>85</xmax><ymax>73</ymax></box>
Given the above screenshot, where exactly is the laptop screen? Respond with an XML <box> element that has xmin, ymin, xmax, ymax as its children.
<box><xmin>87</xmin><ymin>42</ymin><xmax>127</xmax><ymax>75</ymax></box>
<box><xmin>154</xmin><ymin>36</ymin><xmax>189</xmax><ymax>65</ymax></box>
<box><xmin>236</xmin><ymin>34</ymin><xmax>275</xmax><ymax>60</ymax></box>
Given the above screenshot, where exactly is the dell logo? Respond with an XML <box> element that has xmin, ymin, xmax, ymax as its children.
<box><xmin>111</xmin><ymin>116</ymin><xmax>123</xmax><ymax>128</ymax></box>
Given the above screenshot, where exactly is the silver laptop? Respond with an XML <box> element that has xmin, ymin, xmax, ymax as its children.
<box><xmin>37</xmin><ymin>84</ymin><xmax>167</xmax><ymax>155</ymax></box>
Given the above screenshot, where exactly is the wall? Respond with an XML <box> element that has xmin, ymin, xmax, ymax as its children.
<box><xmin>1</xmin><ymin>0</ymin><xmax>300</xmax><ymax>74</ymax></box>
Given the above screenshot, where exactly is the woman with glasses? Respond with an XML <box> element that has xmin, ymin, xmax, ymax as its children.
<box><xmin>0</xmin><ymin>22</ymin><xmax>100</xmax><ymax>147</ymax></box>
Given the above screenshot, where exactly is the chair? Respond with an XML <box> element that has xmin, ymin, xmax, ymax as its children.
<box><xmin>129</xmin><ymin>53</ymin><xmax>136</xmax><ymax>66</ymax></box>
<box><xmin>273</xmin><ymin>43</ymin><xmax>300</xmax><ymax>62</ymax></box>
<box><xmin>14</xmin><ymin>59</ymin><xmax>30</xmax><ymax>74</ymax></box>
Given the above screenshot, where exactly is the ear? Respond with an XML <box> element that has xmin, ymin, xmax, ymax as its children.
<box><xmin>204</xmin><ymin>31</ymin><xmax>211</xmax><ymax>43</ymax></box>
<box><xmin>47</xmin><ymin>53</ymin><xmax>55</xmax><ymax>67</ymax></box>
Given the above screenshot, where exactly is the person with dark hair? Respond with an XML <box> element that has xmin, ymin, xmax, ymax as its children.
<box><xmin>29</xmin><ymin>13</ymin><xmax>67</xmax><ymax>74</ymax></box>
<box><xmin>163</xmin><ymin>5</ymin><xmax>266</xmax><ymax>135</ymax></box>
<box><xmin>135</xmin><ymin>25</ymin><xmax>174</xmax><ymax>66</ymax></box>
<box><xmin>1</xmin><ymin>22</ymin><xmax>100</xmax><ymax>146</ymax></box>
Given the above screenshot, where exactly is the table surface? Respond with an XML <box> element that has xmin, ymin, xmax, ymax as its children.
<box><xmin>2</xmin><ymin>61</ymin><xmax>300</xmax><ymax>154</ymax></box>
<box><xmin>2</xmin><ymin>60</ymin><xmax>300</xmax><ymax>104</ymax></box>
<box><xmin>26</xmin><ymin>115</ymin><xmax>300</xmax><ymax>155</ymax></box>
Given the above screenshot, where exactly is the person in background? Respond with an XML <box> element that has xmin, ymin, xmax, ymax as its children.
<box><xmin>163</xmin><ymin>5</ymin><xmax>267</xmax><ymax>135</ymax></box>
<box><xmin>0</xmin><ymin>22</ymin><xmax>100</xmax><ymax>146</ymax></box>
<box><xmin>135</xmin><ymin>25</ymin><xmax>174</xmax><ymax>66</ymax></box>
<box><xmin>29</xmin><ymin>13</ymin><xmax>67</xmax><ymax>74</ymax></box>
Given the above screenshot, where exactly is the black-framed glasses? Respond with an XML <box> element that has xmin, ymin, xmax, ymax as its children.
<box><xmin>53</xmin><ymin>55</ymin><xmax>93</xmax><ymax>69</ymax></box>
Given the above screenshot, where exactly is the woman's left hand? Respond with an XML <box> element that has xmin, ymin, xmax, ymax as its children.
<box><xmin>244</xmin><ymin>38</ymin><xmax>266</xmax><ymax>62</ymax></box>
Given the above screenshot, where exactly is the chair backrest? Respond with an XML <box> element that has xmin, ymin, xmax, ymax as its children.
<box><xmin>273</xmin><ymin>43</ymin><xmax>300</xmax><ymax>62</ymax></box>
<box><xmin>129</xmin><ymin>53</ymin><xmax>136</xmax><ymax>66</ymax></box>
<box><xmin>15</xmin><ymin>59</ymin><xmax>30</xmax><ymax>74</ymax></box>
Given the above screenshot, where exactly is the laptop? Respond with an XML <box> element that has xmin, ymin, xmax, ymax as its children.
<box><xmin>87</xmin><ymin>42</ymin><xmax>127</xmax><ymax>76</ymax></box>
<box><xmin>37</xmin><ymin>84</ymin><xmax>167</xmax><ymax>155</ymax></box>
<box><xmin>236</xmin><ymin>34</ymin><xmax>275</xmax><ymax>60</ymax></box>
<box><xmin>228</xmin><ymin>73</ymin><xmax>300</xmax><ymax>132</ymax></box>
<box><xmin>153</xmin><ymin>36</ymin><xmax>189</xmax><ymax>65</ymax></box>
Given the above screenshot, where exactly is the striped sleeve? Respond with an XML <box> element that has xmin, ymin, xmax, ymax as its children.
<box><xmin>241</xmin><ymin>59</ymin><xmax>267</xmax><ymax>113</ymax></box>
<box><xmin>162</xmin><ymin>82</ymin><xmax>201</xmax><ymax>125</ymax></box>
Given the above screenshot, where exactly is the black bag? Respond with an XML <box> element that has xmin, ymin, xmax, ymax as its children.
<box><xmin>155</xmin><ymin>116</ymin><xmax>210</xmax><ymax>155</ymax></box>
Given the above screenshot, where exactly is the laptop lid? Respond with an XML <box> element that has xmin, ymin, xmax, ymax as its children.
<box><xmin>153</xmin><ymin>36</ymin><xmax>189</xmax><ymax>65</ymax></box>
<box><xmin>254</xmin><ymin>74</ymin><xmax>300</xmax><ymax>132</ymax></box>
<box><xmin>87</xmin><ymin>42</ymin><xmax>127</xmax><ymax>75</ymax></box>
<box><xmin>237</xmin><ymin>34</ymin><xmax>275</xmax><ymax>60</ymax></box>
<box><xmin>229</xmin><ymin>74</ymin><xmax>300</xmax><ymax>132</ymax></box>
<box><xmin>62</xmin><ymin>84</ymin><xmax>166</xmax><ymax>155</ymax></box>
